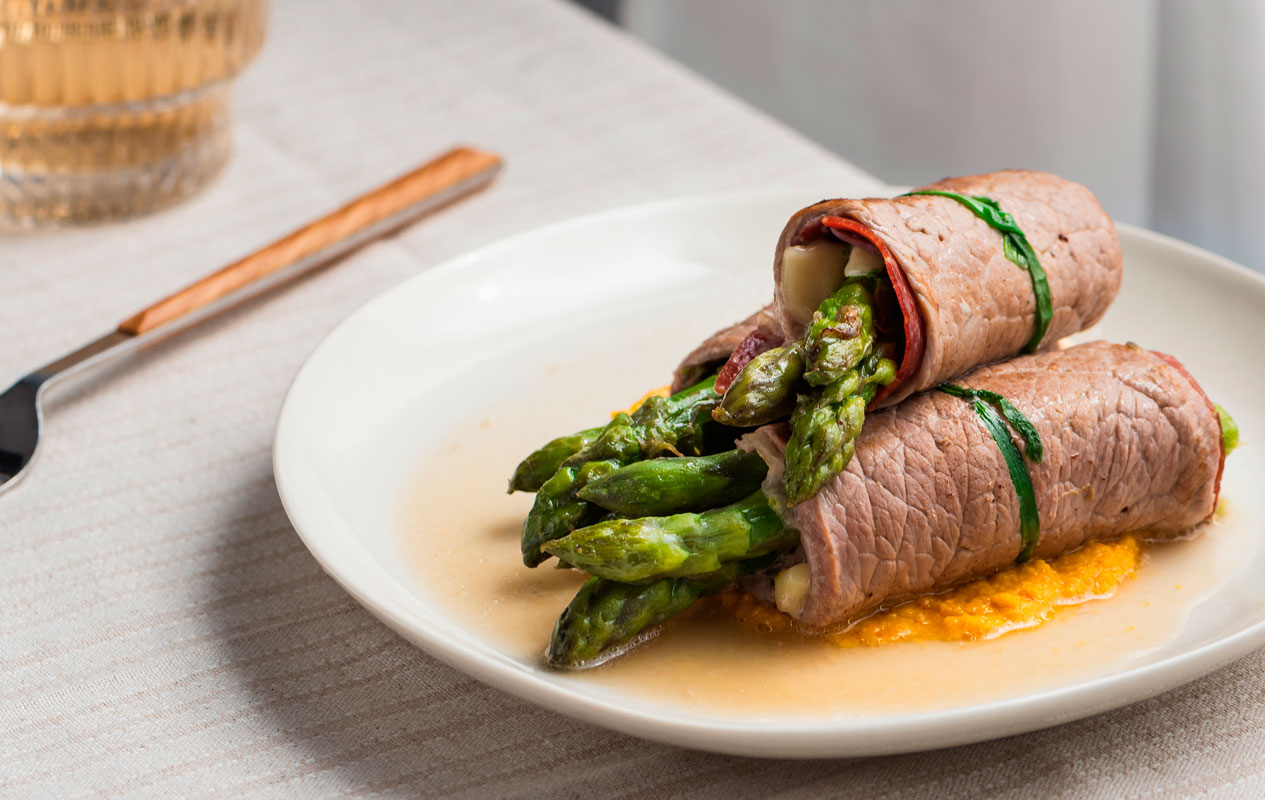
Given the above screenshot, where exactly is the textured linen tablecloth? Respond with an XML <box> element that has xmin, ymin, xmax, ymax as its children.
<box><xmin>2</xmin><ymin>1</ymin><xmax>1263</xmax><ymax>798</ymax></box>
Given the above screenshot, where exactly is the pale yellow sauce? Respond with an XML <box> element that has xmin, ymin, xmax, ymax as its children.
<box><xmin>398</xmin><ymin>385</ymin><xmax>1237</xmax><ymax>716</ymax></box>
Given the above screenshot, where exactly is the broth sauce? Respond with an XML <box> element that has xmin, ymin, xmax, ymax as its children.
<box><xmin>399</xmin><ymin>402</ymin><xmax>1236</xmax><ymax>717</ymax></box>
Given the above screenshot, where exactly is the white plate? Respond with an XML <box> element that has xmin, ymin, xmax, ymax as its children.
<box><xmin>274</xmin><ymin>187</ymin><xmax>1265</xmax><ymax>758</ymax></box>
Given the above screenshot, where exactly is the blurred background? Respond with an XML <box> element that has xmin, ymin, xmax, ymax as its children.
<box><xmin>579</xmin><ymin>0</ymin><xmax>1265</xmax><ymax>272</ymax></box>
<box><xmin>5</xmin><ymin>0</ymin><xmax>1262</xmax><ymax>273</ymax></box>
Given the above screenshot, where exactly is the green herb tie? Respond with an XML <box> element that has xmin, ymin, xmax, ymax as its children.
<box><xmin>939</xmin><ymin>383</ymin><xmax>1043</xmax><ymax>562</ymax></box>
<box><xmin>904</xmin><ymin>190</ymin><xmax>1053</xmax><ymax>352</ymax></box>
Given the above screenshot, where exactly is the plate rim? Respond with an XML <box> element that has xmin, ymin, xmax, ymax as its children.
<box><xmin>273</xmin><ymin>187</ymin><xmax>1265</xmax><ymax>758</ymax></box>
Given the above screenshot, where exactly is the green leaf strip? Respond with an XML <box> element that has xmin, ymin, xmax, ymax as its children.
<box><xmin>904</xmin><ymin>190</ymin><xmax>1053</xmax><ymax>351</ymax></box>
<box><xmin>939</xmin><ymin>383</ymin><xmax>1042</xmax><ymax>562</ymax></box>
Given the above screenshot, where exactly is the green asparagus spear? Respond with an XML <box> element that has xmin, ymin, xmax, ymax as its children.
<box><xmin>543</xmin><ymin>491</ymin><xmax>795</xmax><ymax>582</ymax></box>
<box><xmin>547</xmin><ymin>554</ymin><xmax>776</xmax><ymax>669</ymax></box>
<box><xmin>565</xmin><ymin>375</ymin><xmax>721</xmax><ymax>466</ymax></box>
<box><xmin>520</xmin><ymin>460</ymin><xmax>619</xmax><ymax>567</ymax></box>
<box><xmin>802</xmin><ymin>277</ymin><xmax>877</xmax><ymax>387</ymax></box>
<box><xmin>1216</xmin><ymin>403</ymin><xmax>1239</xmax><ymax>454</ymax></box>
<box><xmin>713</xmin><ymin>344</ymin><xmax>805</xmax><ymax>427</ymax></box>
<box><xmin>509</xmin><ymin>426</ymin><xmax>603</xmax><ymax>493</ymax></box>
<box><xmin>577</xmin><ymin>449</ymin><xmax>769</xmax><ymax>517</ymax></box>
<box><xmin>714</xmin><ymin>275</ymin><xmax>882</xmax><ymax>429</ymax></box>
<box><xmin>783</xmin><ymin>352</ymin><xmax>897</xmax><ymax>506</ymax></box>
<box><xmin>520</xmin><ymin>375</ymin><xmax>723</xmax><ymax>566</ymax></box>
<box><xmin>513</xmin><ymin>375</ymin><xmax>721</xmax><ymax>497</ymax></box>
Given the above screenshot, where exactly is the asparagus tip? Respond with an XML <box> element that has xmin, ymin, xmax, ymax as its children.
<box><xmin>546</xmin><ymin>626</ymin><xmax>663</xmax><ymax>670</ymax></box>
<box><xmin>522</xmin><ymin>549</ymin><xmax>551</xmax><ymax>568</ymax></box>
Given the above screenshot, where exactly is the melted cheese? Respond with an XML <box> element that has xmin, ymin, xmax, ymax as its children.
<box><xmin>781</xmin><ymin>241</ymin><xmax>851</xmax><ymax>325</ymax></box>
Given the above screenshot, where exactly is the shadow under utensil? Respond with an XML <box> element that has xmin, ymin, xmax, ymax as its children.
<box><xmin>203</xmin><ymin>467</ymin><xmax>1258</xmax><ymax>798</ymax></box>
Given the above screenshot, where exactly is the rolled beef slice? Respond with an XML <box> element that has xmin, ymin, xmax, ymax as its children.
<box><xmin>679</xmin><ymin>170</ymin><xmax>1122</xmax><ymax>405</ymax></box>
<box><xmin>741</xmin><ymin>341</ymin><xmax>1224</xmax><ymax>629</ymax></box>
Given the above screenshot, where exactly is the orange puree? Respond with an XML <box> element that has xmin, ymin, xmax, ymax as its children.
<box><xmin>723</xmin><ymin>535</ymin><xmax>1143</xmax><ymax>646</ymax></box>
<box><xmin>612</xmin><ymin>385</ymin><xmax>671</xmax><ymax>417</ymax></box>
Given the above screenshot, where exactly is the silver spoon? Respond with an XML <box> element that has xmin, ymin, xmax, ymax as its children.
<box><xmin>0</xmin><ymin>146</ymin><xmax>502</xmax><ymax>494</ymax></box>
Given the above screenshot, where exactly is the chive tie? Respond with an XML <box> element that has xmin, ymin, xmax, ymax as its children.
<box><xmin>904</xmin><ymin>190</ymin><xmax>1053</xmax><ymax>351</ymax></box>
<box><xmin>939</xmin><ymin>383</ymin><xmax>1043</xmax><ymax>562</ymax></box>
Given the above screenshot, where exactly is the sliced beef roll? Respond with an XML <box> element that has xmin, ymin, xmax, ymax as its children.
<box><xmin>740</xmin><ymin>341</ymin><xmax>1224</xmax><ymax>629</ymax></box>
<box><xmin>676</xmin><ymin>170</ymin><xmax>1123</xmax><ymax>406</ymax></box>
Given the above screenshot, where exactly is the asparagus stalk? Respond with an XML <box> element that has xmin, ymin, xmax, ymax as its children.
<box><xmin>521</xmin><ymin>461</ymin><xmax>618</xmax><ymax>567</ymax></box>
<box><xmin>714</xmin><ymin>275</ymin><xmax>882</xmax><ymax>432</ymax></box>
<box><xmin>519</xmin><ymin>375</ymin><xmax>723</xmax><ymax>566</ymax></box>
<box><xmin>801</xmin><ymin>278</ymin><xmax>877</xmax><ymax>387</ymax></box>
<box><xmin>564</xmin><ymin>375</ymin><xmax>721</xmax><ymax>466</ymax></box>
<box><xmin>543</xmin><ymin>491</ymin><xmax>795</xmax><ymax>582</ymax></box>
<box><xmin>547</xmin><ymin>555</ymin><xmax>776</xmax><ymax>669</ymax></box>
<box><xmin>782</xmin><ymin>352</ymin><xmax>896</xmax><ymax>506</ymax></box>
<box><xmin>513</xmin><ymin>375</ymin><xmax>720</xmax><ymax>498</ymax></box>
<box><xmin>781</xmin><ymin>276</ymin><xmax>896</xmax><ymax>503</ymax></box>
<box><xmin>712</xmin><ymin>344</ymin><xmax>805</xmax><ymax>427</ymax></box>
<box><xmin>577</xmin><ymin>449</ymin><xmax>768</xmax><ymax>517</ymax></box>
<box><xmin>508</xmin><ymin>427</ymin><xmax>603</xmax><ymax>493</ymax></box>
<box><xmin>1216</xmin><ymin>403</ymin><xmax>1239</xmax><ymax>454</ymax></box>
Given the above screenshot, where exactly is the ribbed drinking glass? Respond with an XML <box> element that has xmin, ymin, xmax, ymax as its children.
<box><xmin>0</xmin><ymin>0</ymin><xmax>267</xmax><ymax>228</ymax></box>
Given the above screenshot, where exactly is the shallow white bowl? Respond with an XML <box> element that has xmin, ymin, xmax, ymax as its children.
<box><xmin>274</xmin><ymin>187</ymin><xmax>1265</xmax><ymax>758</ymax></box>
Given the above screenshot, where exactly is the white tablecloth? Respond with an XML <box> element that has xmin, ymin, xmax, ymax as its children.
<box><xmin>2</xmin><ymin>1</ymin><xmax>1262</xmax><ymax>797</ymax></box>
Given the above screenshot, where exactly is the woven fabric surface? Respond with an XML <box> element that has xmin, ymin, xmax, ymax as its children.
<box><xmin>2</xmin><ymin>1</ymin><xmax>1262</xmax><ymax>798</ymax></box>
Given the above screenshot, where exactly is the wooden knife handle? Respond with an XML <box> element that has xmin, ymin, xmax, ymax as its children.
<box><xmin>117</xmin><ymin>146</ymin><xmax>502</xmax><ymax>336</ymax></box>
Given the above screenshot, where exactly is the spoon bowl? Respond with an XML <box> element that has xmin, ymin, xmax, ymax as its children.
<box><xmin>0</xmin><ymin>377</ymin><xmax>40</xmax><ymax>490</ymax></box>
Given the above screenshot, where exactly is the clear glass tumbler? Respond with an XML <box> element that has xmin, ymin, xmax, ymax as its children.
<box><xmin>0</xmin><ymin>0</ymin><xmax>267</xmax><ymax>228</ymax></box>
